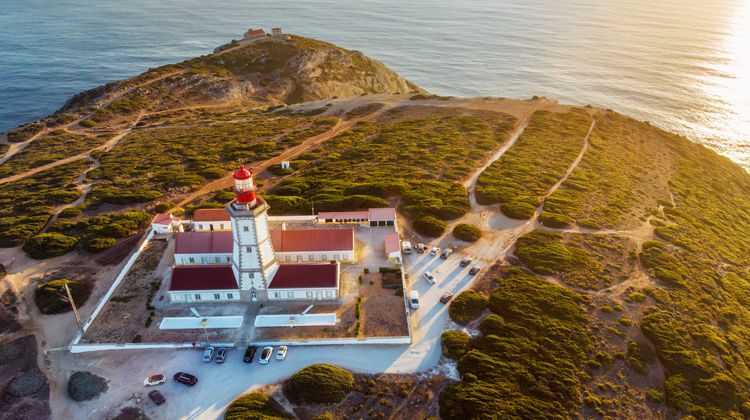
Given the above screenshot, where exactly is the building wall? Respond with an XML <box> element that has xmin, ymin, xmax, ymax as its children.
<box><xmin>194</xmin><ymin>221</ymin><xmax>231</xmax><ymax>232</ymax></box>
<box><xmin>151</xmin><ymin>224</ymin><xmax>172</xmax><ymax>234</ymax></box>
<box><xmin>267</xmin><ymin>287</ymin><xmax>338</xmax><ymax>300</ymax></box>
<box><xmin>276</xmin><ymin>250</ymin><xmax>353</xmax><ymax>263</ymax></box>
<box><xmin>168</xmin><ymin>289</ymin><xmax>240</xmax><ymax>303</ymax></box>
<box><xmin>174</xmin><ymin>252</ymin><xmax>232</xmax><ymax>266</ymax></box>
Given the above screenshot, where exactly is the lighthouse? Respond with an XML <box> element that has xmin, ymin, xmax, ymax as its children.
<box><xmin>226</xmin><ymin>165</ymin><xmax>278</xmax><ymax>301</ymax></box>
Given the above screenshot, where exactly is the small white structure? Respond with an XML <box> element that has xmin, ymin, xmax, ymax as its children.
<box><xmin>385</xmin><ymin>232</ymin><xmax>401</xmax><ymax>262</ymax></box>
<box><xmin>255</xmin><ymin>313</ymin><xmax>337</xmax><ymax>327</ymax></box>
<box><xmin>193</xmin><ymin>209</ymin><xmax>231</xmax><ymax>232</ymax></box>
<box><xmin>280</xmin><ymin>161</ymin><xmax>290</xmax><ymax>169</ymax></box>
<box><xmin>151</xmin><ymin>213</ymin><xmax>182</xmax><ymax>234</ymax></box>
<box><xmin>159</xmin><ymin>316</ymin><xmax>244</xmax><ymax>330</ymax></box>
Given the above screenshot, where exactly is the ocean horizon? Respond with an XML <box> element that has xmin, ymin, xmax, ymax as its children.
<box><xmin>1</xmin><ymin>0</ymin><xmax>748</xmax><ymax>169</ymax></box>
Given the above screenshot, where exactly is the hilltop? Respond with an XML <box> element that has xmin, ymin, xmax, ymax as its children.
<box><xmin>0</xmin><ymin>35</ymin><xmax>749</xmax><ymax>420</ymax></box>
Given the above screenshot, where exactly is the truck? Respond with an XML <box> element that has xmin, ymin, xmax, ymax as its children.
<box><xmin>409</xmin><ymin>290</ymin><xmax>420</xmax><ymax>310</ymax></box>
<box><xmin>402</xmin><ymin>241</ymin><xmax>412</xmax><ymax>254</ymax></box>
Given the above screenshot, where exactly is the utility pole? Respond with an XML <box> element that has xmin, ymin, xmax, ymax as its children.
<box><xmin>63</xmin><ymin>283</ymin><xmax>84</xmax><ymax>338</ymax></box>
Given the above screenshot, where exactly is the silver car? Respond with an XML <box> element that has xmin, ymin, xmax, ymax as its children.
<box><xmin>423</xmin><ymin>271</ymin><xmax>436</xmax><ymax>285</ymax></box>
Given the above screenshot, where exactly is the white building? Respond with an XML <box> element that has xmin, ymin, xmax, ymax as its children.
<box><xmin>270</xmin><ymin>228</ymin><xmax>354</xmax><ymax>263</ymax></box>
<box><xmin>151</xmin><ymin>213</ymin><xmax>182</xmax><ymax>234</ymax></box>
<box><xmin>167</xmin><ymin>165</ymin><xmax>341</xmax><ymax>303</ymax></box>
<box><xmin>193</xmin><ymin>209</ymin><xmax>231</xmax><ymax>232</ymax></box>
<box><xmin>173</xmin><ymin>231</ymin><xmax>232</xmax><ymax>265</ymax></box>
<box><xmin>316</xmin><ymin>207</ymin><xmax>397</xmax><ymax>227</ymax></box>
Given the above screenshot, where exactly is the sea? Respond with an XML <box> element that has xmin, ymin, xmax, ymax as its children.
<box><xmin>1</xmin><ymin>0</ymin><xmax>749</xmax><ymax>170</ymax></box>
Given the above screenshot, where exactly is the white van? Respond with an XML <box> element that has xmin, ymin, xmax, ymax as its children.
<box><xmin>402</xmin><ymin>241</ymin><xmax>412</xmax><ymax>254</ymax></box>
<box><xmin>409</xmin><ymin>290</ymin><xmax>420</xmax><ymax>310</ymax></box>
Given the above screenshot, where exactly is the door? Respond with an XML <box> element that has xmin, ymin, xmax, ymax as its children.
<box><xmin>251</xmin><ymin>291</ymin><xmax>257</xmax><ymax>302</ymax></box>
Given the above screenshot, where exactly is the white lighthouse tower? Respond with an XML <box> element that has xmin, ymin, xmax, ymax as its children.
<box><xmin>226</xmin><ymin>165</ymin><xmax>278</xmax><ymax>301</ymax></box>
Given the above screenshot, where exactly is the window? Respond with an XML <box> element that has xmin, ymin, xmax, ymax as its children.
<box><xmin>326</xmin><ymin>291</ymin><xmax>333</xmax><ymax>297</ymax></box>
<box><xmin>306</xmin><ymin>291</ymin><xmax>313</xmax><ymax>298</ymax></box>
<box><xmin>309</xmin><ymin>255</ymin><xmax>314</xmax><ymax>261</ymax></box>
<box><xmin>297</xmin><ymin>255</ymin><xmax>302</xmax><ymax>262</ymax></box>
<box><xmin>243</xmin><ymin>226</ymin><xmax>249</xmax><ymax>232</ymax></box>
<box><xmin>194</xmin><ymin>294</ymin><xmax>201</xmax><ymax>300</ymax></box>
<box><xmin>215</xmin><ymin>257</ymin><xmax>221</xmax><ymax>263</ymax></box>
<box><xmin>285</xmin><ymin>255</ymin><xmax>291</xmax><ymax>261</ymax></box>
<box><xmin>333</xmin><ymin>254</ymin><xmax>339</xmax><ymax>260</ymax></box>
<box><xmin>322</xmin><ymin>255</ymin><xmax>327</xmax><ymax>261</ymax></box>
<box><xmin>220</xmin><ymin>224</ymin><xmax>225</xmax><ymax>230</ymax></box>
<box><xmin>189</xmin><ymin>257</ymin><xmax>195</xmax><ymax>263</ymax></box>
<box><xmin>287</xmin><ymin>292</ymin><xmax>294</xmax><ymax>298</ymax></box>
<box><xmin>343</xmin><ymin>254</ymin><xmax>349</xmax><ymax>260</ymax></box>
<box><xmin>226</xmin><ymin>257</ymin><xmax>231</xmax><ymax>262</ymax></box>
<box><xmin>274</xmin><ymin>292</ymin><xmax>281</xmax><ymax>298</ymax></box>
<box><xmin>227</xmin><ymin>293</ymin><xmax>233</xmax><ymax>299</ymax></box>
<box><xmin>246</xmin><ymin>246</ymin><xmax>252</xmax><ymax>253</ymax></box>
<box><xmin>214</xmin><ymin>293</ymin><xmax>220</xmax><ymax>300</ymax></box>
<box><xmin>249</xmin><ymin>272</ymin><xmax>254</xmax><ymax>279</ymax></box>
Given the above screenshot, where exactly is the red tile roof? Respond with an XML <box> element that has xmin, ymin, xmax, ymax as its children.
<box><xmin>384</xmin><ymin>232</ymin><xmax>400</xmax><ymax>254</ymax></box>
<box><xmin>174</xmin><ymin>231</ymin><xmax>233</xmax><ymax>254</ymax></box>
<box><xmin>368</xmin><ymin>207</ymin><xmax>396</xmax><ymax>221</ymax></box>
<box><xmin>152</xmin><ymin>213</ymin><xmax>178</xmax><ymax>226</ymax></box>
<box><xmin>193</xmin><ymin>208</ymin><xmax>230</xmax><ymax>222</ymax></box>
<box><xmin>169</xmin><ymin>265</ymin><xmax>238</xmax><ymax>291</ymax></box>
<box><xmin>269</xmin><ymin>228</ymin><xmax>354</xmax><ymax>252</ymax></box>
<box><xmin>269</xmin><ymin>262</ymin><xmax>339</xmax><ymax>289</ymax></box>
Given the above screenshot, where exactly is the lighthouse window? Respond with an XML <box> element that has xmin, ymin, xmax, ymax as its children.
<box><xmin>249</xmin><ymin>272</ymin><xmax>254</xmax><ymax>279</ymax></box>
<box><xmin>243</xmin><ymin>226</ymin><xmax>249</xmax><ymax>232</ymax></box>
<box><xmin>246</xmin><ymin>246</ymin><xmax>252</xmax><ymax>253</ymax></box>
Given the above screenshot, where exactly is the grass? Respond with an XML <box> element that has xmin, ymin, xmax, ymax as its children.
<box><xmin>0</xmin><ymin>160</ymin><xmax>89</xmax><ymax>247</ymax></box>
<box><xmin>543</xmin><ymin>111</ymin><xmax>675</xmax><ymax>229</ymax></box>
<box><xmin>267</xmin><ymin>108</ymin><xmax>516</xmax><ymax>235</ymax></box>
<box><xmin>440</xmin><ymin>268</ymin><xmax>592</xmax><ymax>419</ymax></box>
<box><xmin>475</xmin><ymin>110</ymin><xmax>591</xmax><ymax>219</ymax></box>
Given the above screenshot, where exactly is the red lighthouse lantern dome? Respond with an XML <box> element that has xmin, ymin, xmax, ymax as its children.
<box><xmin>233</xmin><ymin>165</ymin><xmax>257</xmax><ymax>204</ymax></box>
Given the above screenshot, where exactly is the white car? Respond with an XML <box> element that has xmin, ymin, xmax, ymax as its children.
<box><xmin>143</xmin><ymin>374</ymin><xmax>166</xmax><ymax>387</ymax></box>
<box><xmin>259</xmin><ymin>346</ymin><xmax>273</xmax><ymax>364</ymax></box>
<box><xmin>276</xmin><ymin>345</ymin><xmax>288</xmax><ymax>360</ymax></box>
<box><xmin>423</xmin><ymin>271</ymin><xmax>435</xmax><ymax>285</ymax></box>
<box><xmin>402</xmin><ymin>241</ymin><xmax>412</xmax><ymax>254</ymax></box>
<box><xmin>202</xmin><ymin>346</ymin><xmax>214</xmax><ymax>362</ymax></box>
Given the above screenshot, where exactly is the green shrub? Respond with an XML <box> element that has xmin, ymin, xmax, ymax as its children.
<box><xmin>23</xmin><ymin>233</ymin><xmax>78</xmax><ymax>259</ymax></box>
<box><xmin>646</xmin><ymin>389</ymin><xmax>664</xmax><ymax>403</ymax></box>
<box><xmin>448</xmin><ymin>290</ymin><xmax>487</xmax><ymax>324</ymax></box>
<box><xmin>453</xmin><ymin>223</ymin><xmax>481</xmax><ymax>242</ymax></box>
<box><xmin>514</xmin><ymin>229</ymin><xmax>575</xmax><ymax>275</ymax></box>
<box><xmin>413</xmin><ymin>215</ymin><xmax>446</xmax><ymax>237</ymax></box>
<box><xmin>441</xmin><ymin>331</ymin><xmax>471</xmax><ymax>359</ymax></box>
<box><xmin>153</xmin><ymin>202</ymin><xmax>173</xmax><ymax>213</ymax></box>
<box><xmin>67</xmin><ymin>371</ymin><xmax>108</xmax><ymax>402</ymax></box>
<box><xmin>539</xmin><ymin>212</ymin><xmax>573</xmax><ymax>228</ymax></box>
<box><xmin>213</xmin><ymin>189</ymin><xmax>236</xmax><ymax>203</ymax></box>
<box><xmin>79</xmin><ymin>119</ymin><xmax>96</xmax><ymax>128</ymax></box>
<box><xmin>500</xmin><ymin>199</ymin><xmax>537</xmax><ymax>219</ymax></box>
<box><xmin>34</xmin><ymin>279</ymin><xmax>92</xmax><ymax>314</ymax></box>
<box><xmin>83</xmin><ymin>236</ymin><xmax>116</xmax><ymax>253</ymax></box>
<box><xmin>58</xmin><ymin>206</ymin><xmax>83</xmax><ymax>219</ymax></box>
<box><xmin>100</xmin><ymin>223</ymin><xmax>130</xmax><ymax>238</ymax></box>
<box><xmin>198</xmin><ymin>167</ymin><xmax>226</xmax><ymax>180</ymax></box>
<box><xmin>283</xmin><ymin>364</ymin><xmax>354</xmax><ymax>404</ymax></box>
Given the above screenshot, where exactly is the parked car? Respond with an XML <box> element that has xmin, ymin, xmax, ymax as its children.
<box><xmin>409</xmin><ymin>290</ymin><xmax>420</xmax><ymax>310</ymax></box>
<box><xmin>173</xmin><ymin>372</ymin><xmax>198</xmax><ymax>386</ymax></box>
<box><xmin>416</xmin><ymin>243</ymin><xmax>426</xmax><ymax>253</ymax></box>
<box><xmin>423</xmin><ymin>271</ymin><xmax>435</xmax><ymax>285</ymax></box>
<box><xmin>259</xmin><ymin>346</ymin><xmax>273</xmax><ymax>364</ymax></box>
<box><xmin>460</xmin><ymin>257</ymin><xmax>473</xmax><ymax>267</ymax></box>
<box><xmin>469</xmin><ymin>266</ymin><xmax>481</xmax><ymax>275</ymax></box>
<box><xmin>276</xmin><ymin>346</ymin><xmax>288</xmax><ymax>360</ymax></box>
<box><xmin>242</xmin><ymin>346</ymin><xmax>257</xmax><ymax>363</ymax></box>
<box><xmin>148</xmin><ymin>390</ymin><xmax>166</xmax><ymax>406</ymax></box>
<box><xmin>440</xmin><ymin>249</ymin><xmax>453</xmax><ymax>259</ymax></box>
<box><xmin>202</xmin><ymin>346</ymin><xmax>214</xmax><ymax>362</ymax></box>
<box><xmin>215</xmin><ymin>348</ymin><xmax>227</xmax><ymax>363</ymax></box>
<box><xmin>402</xmin><ymin>241</ymin><xmax>412</xmax><ymax>254</ymax></box>
<box><xmin>429</xmin><ymin>247</ymin><xmax>440</xmax><ymax>256</ymax></box>
<box><xmin>143</xmin><ymin>374</ymin><xmax>166</xmax><ymax>387</ymax></box>
<box><xmin>440</xmin><ymin>292</ymin><xmax>454</xmax><ymax>304</ymax></box>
